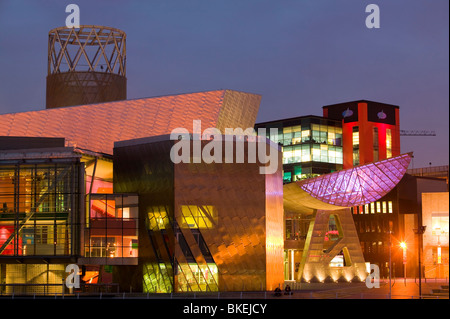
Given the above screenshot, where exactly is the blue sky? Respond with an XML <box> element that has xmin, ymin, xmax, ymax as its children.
<box><xmin>0</xmin><ymin>0</ymin><xmax>448</xmax><ymax>167</ymax></box>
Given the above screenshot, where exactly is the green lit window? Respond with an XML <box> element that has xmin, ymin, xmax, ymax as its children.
<box><xmin>283</xmin><ymin>172</ymin><xmax>292</xmax><ymax>183</ymax></box>
<box><xmin>177</xmin><ymin>263</ymin><xmax>218</xmax><ymax>292</ymax></box>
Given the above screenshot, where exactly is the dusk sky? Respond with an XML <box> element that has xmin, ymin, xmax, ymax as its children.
<box><xmin>0</xmin><ymin>0</ymin><xmax>448</xmax><ymax>168</ymax></box>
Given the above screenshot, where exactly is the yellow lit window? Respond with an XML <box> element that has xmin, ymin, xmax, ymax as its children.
<box><xmin>292</xmin><ymin>125</ymin><xmax>301</xmax><ymax>132</ymax></box>
<box><xmin>370</xmin><ymin>202</ymin><xmax>375</xmax><ymax>214</ymax></box>
<box><xmin>352</xmin><ymin>131</ymin><xmax>359</xmax><ymax>145</ymax></box>
<box><xmin>388</xmin><ymin>201</ymin><xmax>393</xmax><ymax>213</ymax></box>
<box><xmin>301</xmin><ymin>130</ymin><xmax>310</xmax><ymax>137</ymax></box>
<box><xmin>283</xmin><ymin>127</ymin><xmax>293</xmax><ymax>134</ymax></box>
<box><xmin>386</xmin><ymin>129</ymin><xmax>392</xmax><ymax>158</ymax></box>
<box><xmin>181</xmin><ymin>205</ymin><xmax>217</xmax><ymax>229</ymax></box>
<box><xmin>382</xmin><ymin>201</ymin><xmax>387</xmax><ymax>214</ymax></box>
<box><xmin>365</xmin><ymin>204</ymin><xmax>369</xmax><ymax>214</ymax></box>
<box><xmin>376</xmin><ymin>202</ymin><xmax>381</xmax><ymax>213</ymax></box>
<box><xmin>148</xmin><ymin>207</ymin><xmax>168</xmax><ymax>230</ymax></box>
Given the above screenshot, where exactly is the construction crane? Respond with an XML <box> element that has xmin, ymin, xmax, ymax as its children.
<box><xmin>400</xmin><ymin>130</ymin><xmax>436</xmax><ymax>136</ymax></box>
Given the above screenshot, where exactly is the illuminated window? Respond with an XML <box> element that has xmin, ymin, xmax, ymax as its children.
<box><xmin>293</xmin><ymin>147</ymin><xmax>302</xmax><ymax>162</ymax></box>
<box><xmin>301</xmin><ymin>130</ymin><xmax>311</xmax><ymax>143</ymax></box>
<box><xmin>293</xmin><ymin>125</ymin><xmax>301</xmax><ymax>133</ymax></box>
<box><xmin>180</xmin><ymin>205</ymin><xmax>217</xmax><ymax>229</ymax></box>
<box><xmin>376</xmin><ymin>202</ymin><xmax>381</xmax><ymax>213</ymax></box>
<box><xmin>177</xmin><ymin>263</ymin><xmax>218</xmax><ymax>292</ymax></box>
<box><xmin>283</xmin><ymin>171</ymin><xmax>292</xmax><ymax>183</ymax></box>
<box><xmin>352</xmin><ymin>126</ymin><xmax>360</xmax><ymax>146</ymax></box>
<box><xmin>364</xmin><ymin>204</ymin><xmax>369</xmax><ymax>214</ymax></box>
<box><xmin>388</xmin><ymin>201</ymin><xmax>393</xmax><ymax>213</ymax></box>
<box><xmin>316</xmin><ymin>144</ymin><xmax>326</xmax><ymax>162</ymax></box>
<box><xmin>86</xmin><ymin>194</ymin><xmax>139</xmax><ymax>259</ymax></box>
<box><xmin>148</xmin><ymin>207</ymin><xmax>169</xmax><ymax>230</ymax></box>
<box><xmin>431</xmin><ymin>214</ymin><xmax>449</xmax><ymax>235</ymax></box>
<box><xmin>283</xmin><ymin>147</ymin><xmax>293</xmax><ymax>164</ymax></box>
<box><xmin>386</xmin><ymin>129</ymin><xmax>392</xmax><ymax>158</ymax></box>
<box><xmin>143</xmin><ymin>263</ymin><xmax>172</xmax><ymax>293</ymax></box>
<box><xmin>312</xmin><ymin>146</ymin><xmax>321</xmax><ymax>161</ymax></box>
<box><xmin>370</xmin><ymin>202</ymin><xmax>375</xmax><ymax>214</ymax></box>
<box><xmin>327</xmin><ymin>132</ymin><xmax>335</xmax><ymax>145</ymax></box>
<box><xmin>301</xmin><ymin>146</ymin><xmax>311</xmax><ymax>162</ymax></box>
<box><xmin>382</xmin><ymin>201</ymin><xmax>387</xmax><ymax>214</ymax></box>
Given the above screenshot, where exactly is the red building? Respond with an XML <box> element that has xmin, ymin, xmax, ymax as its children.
<box><xmin>323</xmin><ymin>100</ymin><xmax>400</xmax><ymax>169</ymax></box>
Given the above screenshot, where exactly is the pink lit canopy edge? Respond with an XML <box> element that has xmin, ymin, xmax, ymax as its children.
<box><xmin>296</xmin><ymin>153</ymin><xmax>413</xmax><ymax>207</ymax></box>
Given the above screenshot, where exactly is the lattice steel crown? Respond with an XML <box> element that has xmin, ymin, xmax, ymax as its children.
<box><xmin>48</xmin><ymin>25</ymin><xmax>126</xmax><ymax>76</ymax></box>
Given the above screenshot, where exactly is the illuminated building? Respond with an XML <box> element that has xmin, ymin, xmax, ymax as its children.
<box><xmin>283</xmin><ymin>153</ymin><xmax>412</xmax><ymax>282</ymax></box>
<box><xmin>256</xmin><ymin>99</ymin><xmax>447</xmax><ymax>281</ymax></box>
<box><xmin>322</xmin><ymin>100</ymin><xmax>401</xmax><ymax>168</ymax></box>
<box><xmin>112</xmin><ymin>135</ymin><xmax>284</xmax><ymax>292</ymax></box>
<box><xmin>420</xmin><ymin>192</ymin><xmax>449</xmax><ymax>279</ymax></box>
<box><xmin>0</xmin><ymin>137</ymin><xmax>84</xmax><ymax>294</ymax></box>
<box><xmin>0</xmin><ymin>89</ymin><xmax>272</xmax><ymax>294</ymax></box>
<box><xmin>0</xmin><ymin>24</ymin><xmax>433</xmax><ymax>294</ymax></box>
<box><xmin>255</xmin><ymin>116</ymin><xmax>343</xmax><ymax>183</ymax></box>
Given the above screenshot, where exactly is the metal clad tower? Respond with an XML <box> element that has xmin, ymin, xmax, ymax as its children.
<box><xmin>46</xmin><ymin>25</ymin><xmax>126</xmax><ymax>109</ymax></box>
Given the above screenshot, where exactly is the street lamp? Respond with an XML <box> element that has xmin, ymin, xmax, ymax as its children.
<box><xmin>414</xmin><ymin>225</ymin><xmax>427</xmax><ymax>299</ymax></box>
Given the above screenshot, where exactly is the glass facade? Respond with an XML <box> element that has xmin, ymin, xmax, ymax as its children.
<box><xmin>0</xmin><ymin>161</ymin><xmax>82</xmax><ymax>257</ymax></box>
<box><xmin>114</xmin><ymin>137</ymin><xmax>284</xmax><ymax>293</ymax></box>
<box><xmin>256</xmin><ymin>116</ymin><xmax>343</xmax><ymax>183</ymax></box>
<box><xmin>84</xmin><ymin>194</ymin><xmax>139</xmax><ymax>259</ymax></box>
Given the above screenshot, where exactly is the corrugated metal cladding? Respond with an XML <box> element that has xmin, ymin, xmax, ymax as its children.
<box><xmin>0</xmin><ymin>90</ymin><xmax>261</xmax><ymax>156</ymax></box>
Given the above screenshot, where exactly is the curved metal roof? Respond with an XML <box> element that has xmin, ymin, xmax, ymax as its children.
<box><xmin>284</xmin><ymin>153</ymin><xmax>412</xmax><ymax>212</ymax></box>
